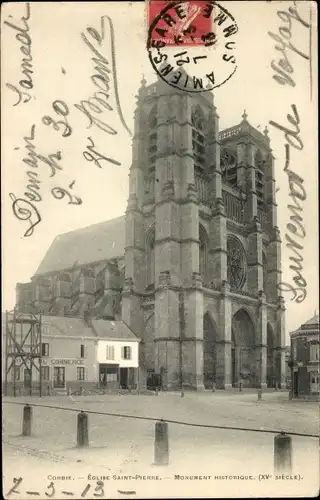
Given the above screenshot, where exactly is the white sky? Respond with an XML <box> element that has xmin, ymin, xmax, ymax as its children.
<box><xmin>2</xmin><ymin>1</ymin><xmax>318</xmax><ymax>341</ymax></box>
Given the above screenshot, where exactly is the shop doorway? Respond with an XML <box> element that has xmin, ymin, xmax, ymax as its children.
<box><xmin>99</xmin><ymin>364</ymin><xmax>119</xmax><ymax>388</ymax></box>
<box><xmin>53</xmin><ymin>367</ymin><xmax>65</xmax><ymax>388</ymax></box>
<box><xmin>120</xmin><ymin>367</ymin><xmax>128</xmax><ymax>389</ymax></box>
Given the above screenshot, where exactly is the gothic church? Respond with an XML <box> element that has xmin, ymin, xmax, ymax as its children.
<box><xmin>16</xmin><ymin>73</ymin><xmax>286</xmax><ymax>390</ymax></box>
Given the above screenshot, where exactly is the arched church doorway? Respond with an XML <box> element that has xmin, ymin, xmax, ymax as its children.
<box><xmin>203</xmin><ymin>313</ymin><xmax>217</xmax><ymax>389</ymax></box>
<box><xmin>232</xmin><ymin>309</ymin><xmax>256</xmax><ymax>387</ymax></box>
<box><xmin>267</xmin><ymin>323</ymin><xmax>275</xmax><ymax>388</ymax></box>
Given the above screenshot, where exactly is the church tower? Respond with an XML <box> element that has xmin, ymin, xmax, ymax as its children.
<box><xmin>122</xmin><ymin>71</ymin><xmax>286</xmax><ymax>391</ymax></box>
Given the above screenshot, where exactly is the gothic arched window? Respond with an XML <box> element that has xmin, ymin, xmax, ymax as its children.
<box><xmin>221</xmin><ymin>149</ymin><xmax>237</xmax><ymax>186</ymax></box>
<box><xmin>227</xmin><ymin>236</ymin><xmax>246</xmax><ymax>290</ymax></box>
<box><xmin>255</xmin><ymin>150</ymin><xmax>264</xmax><ymax>169</ymax></box>
<box><xmin>255</xmin><ymin>149</ymin><xmax>265</xmax><ymax>207</ymax></box>
<box><xmin>146</xmin><ymin>229</ymin><xmax>155</xmax><ymax>289</ymax></box>
<box><xmin>199</xmin><ymin>225</ymin><xmax>208</xmax><ymax>284</ymax></box>
<box><xmin>148</xmin><ymin>106</ymin><xmax>157</xmax><ymax>173</ymax></box>
<box><xmin>192</xmin><ymin>106</ymin><xmax>206</xmax><ymax>172</ymax></box>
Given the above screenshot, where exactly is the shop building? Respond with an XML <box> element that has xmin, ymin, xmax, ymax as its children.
<box><xmin>3</xmin><ymin>313</ymin><xmax>140</xmax><ymax>395</ymax></box>
<box><xmin>290</xmin><ymin>313</ymin><xmax>319</xmax><ymax>398</ymax></box>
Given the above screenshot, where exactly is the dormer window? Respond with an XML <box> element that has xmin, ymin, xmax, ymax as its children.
<box><xmin>192</xmin><ymin>106</ymin><xmax>206</xmax><ymax>172</ymax></box>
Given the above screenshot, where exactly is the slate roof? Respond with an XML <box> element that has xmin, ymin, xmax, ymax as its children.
<box><xmin>290</xmin><ymin>313</ymin><xmax>319</xmax><ymax>336</ymax></box>
<box><xmin>35</xmin><ymin>216</ymin><xmax>126</xmax><ymax>276</ymax></box>
<box><xmin>91</xmin><ymin>320</ymin><xmax>140</xmax><ymax>341</ymax></box>
<box><xmin>42</xmin><ymin>315</ymin><xmax>93</xmax><ymax>337</ymax></box>
<box><xmin>41</xmin><ymin>316</ymin><xmax>139</xmax><ymax>341</ymax></box>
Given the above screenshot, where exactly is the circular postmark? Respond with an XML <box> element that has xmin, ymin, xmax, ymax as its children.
<box><xmin>147</xmin><ymin>1</ymin><xmax>238</xmax><ymax>92</ymax></box>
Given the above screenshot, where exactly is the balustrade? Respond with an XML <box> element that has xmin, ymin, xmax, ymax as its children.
<box><xmin>219</xmin><ymin>123</ymin><xmax>269</xmax><ymax>145</ymax></box>
<box><xmin>219</xmin><ymin>125</ymin><xmax>242</xmax><ymax>141</ymax></box>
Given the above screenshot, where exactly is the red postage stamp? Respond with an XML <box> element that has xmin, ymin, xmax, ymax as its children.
<box><xmin>147</xmin><ymin>1</ymin><xmax>238</xmax><ymax>92</ymax></box>
<box><xmin>148</xmin><ymin>0</ymin><xmax>214</xmax><ymax>47</ymax></box>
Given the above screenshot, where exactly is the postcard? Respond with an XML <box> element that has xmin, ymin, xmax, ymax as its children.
<box><xmin>1</xmin><ymin>1</ymin><xmax>319</xmax><ymax>498</ymax></box>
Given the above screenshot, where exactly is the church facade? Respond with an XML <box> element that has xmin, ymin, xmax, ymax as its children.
<box><xmin>15</xmin><ymin>75</ymin><xmax>286</xmax><ymax>391</ymax></box>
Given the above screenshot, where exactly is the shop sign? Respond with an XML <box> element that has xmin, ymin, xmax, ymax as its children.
<box><xmin>42</xmin><ymin>358</ymin><xmax>85</xmax><ymax>365</ymax></box>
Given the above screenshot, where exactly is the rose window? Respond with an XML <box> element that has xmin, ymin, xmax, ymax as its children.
<box><xmin>227</xmin><ymin>236</ymin><xmax>246</xmax><ymax>289</ymax></box>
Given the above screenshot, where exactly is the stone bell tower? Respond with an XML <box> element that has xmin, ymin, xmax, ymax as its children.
<box><xmin>122</xmin><ymin>70</ymin><xmax>286</xmax><ymax>391</ymax></box>
<box><xmin>122</xmin><ymin>70</ymin><xmax>220</xmax><ymax>389</ymax></box>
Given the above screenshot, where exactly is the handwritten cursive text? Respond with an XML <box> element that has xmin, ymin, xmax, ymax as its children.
<box><xmin>9</xmin><ymin>123</ymin><xmax>82</xmax><ymax>237</ymax></box>
<box><xmin>4</xmin><ymin>3</ymin><xmax>34</xmax><ymax>106</ymax></box>
<box><xmin>268</xmin><ymin>1</ymin><xmax>310</xmax><ymax>87</ymax></box>
<box><xmin>270</xmin><ymin>104</ymin><xmax>307</xmax><ymax>303</ymax></box>
<box><xmin>75</xmin><ymin>16</ymin><xmax>132</xmax><ymax>167</ymax></box>
<box><xmin>83</xmin><ymin>136</ymin><xmax>121</xmax><ymax>167</ymax></box>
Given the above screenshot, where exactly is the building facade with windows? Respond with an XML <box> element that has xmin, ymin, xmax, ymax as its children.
<box><xmin>14</xmin><ymin>72</ymin><xmax>286</xmax><ymax>391</ymax></box>
<box><xmin>290</xmin><ymin>314</ymin><xmax>320</xmax><ymax>398</ymax></box>
<box><xmin>3</xmin><ymin>314</ymin><xmax>139</xmax><ymax>395</ymax></box>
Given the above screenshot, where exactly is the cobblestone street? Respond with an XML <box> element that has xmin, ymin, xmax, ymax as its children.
<box><xmin>3</xmin><ymin>391</ymin><xmax>319</xmax><ymax>498</ymax></box>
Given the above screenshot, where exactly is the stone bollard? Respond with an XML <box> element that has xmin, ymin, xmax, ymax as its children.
<box><xmin>154</xmin><ymin>420</ymin><xmax>169</xmax><ymax>466</ymax></box>
<box><xmin>22</xmin><ymin>404</ymin><xmax>32</xmax><ymax>436</ymax></box>
<box><xmin>274</xmin><ymin>432</ymin><xmax>292</xmax><ymax>473</ymax></box>
<box><xmin>212</xmin><ymin>382</ymin><xmax>216</xmax><ymax>392</ymax></box>
<box><xmin>77</xmin><ymin>411</ymin><xmax>89</xmax><ymax>447</ymax></box>
<box><xmin>257</xmin><ymin>389</ymin><xmax>262</xmax><ymax>401</ymax></box>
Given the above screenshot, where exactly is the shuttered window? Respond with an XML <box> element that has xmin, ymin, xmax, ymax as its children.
<box><xmin>121</xmin><ymin>346</ymin><xmax>132</xmax><ymax>360</ymax></box>
<box><xmin>106</xmin><ymin>345</ymin><xmax>115</xmax><ymax>360</ymax></box>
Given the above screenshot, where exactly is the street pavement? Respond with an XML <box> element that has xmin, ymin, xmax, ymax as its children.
<box><xmin>2</xmin><ymin>390</ymin><xmax>319</xmax><ymax>498</ymax></box>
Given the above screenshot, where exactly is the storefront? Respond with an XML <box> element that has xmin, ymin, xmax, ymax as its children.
<box><xmin>3</xmin><ymin>315</ymin><xmax>140</xmax><ymax>395</ymax></box>
<box><xmin>41</xmin><ymin>358</ymin><xmax>87</xmax><ymax>390</ymax></box>
<box><xmin>96</xmin><ymin>339</ymin><xmax>139</xmax><ymax>391</ymax></box>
